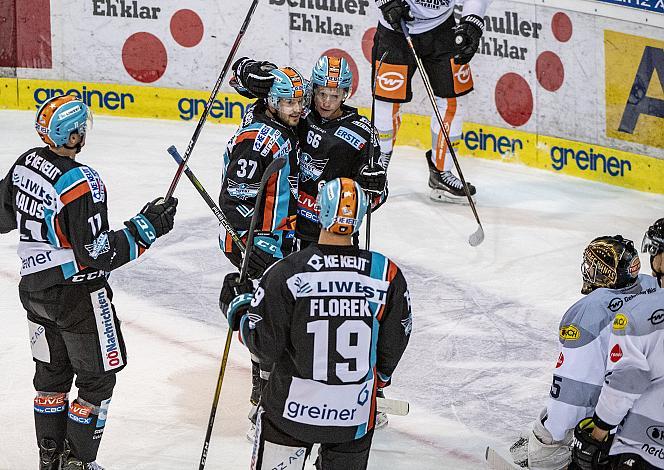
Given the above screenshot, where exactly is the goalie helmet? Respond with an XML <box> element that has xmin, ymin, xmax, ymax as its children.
<box><xmin>581</xmin><ymin>235</ymin><xmax>640</xmax><ymax>295</ymax></box>
<box><xmin>642</xmin><ymin>218</ymin><xmax>664</xmax><ymax>257</ymax></box>
<box><xmin>35</xmin><ymin>94</ymin><xmax>92</xmax><ymax>147</ymax></box>
<box><xmin>317</xmin><ymin>177</ymin><xmax>368</xmax><ymax>235</ymax></box>
<box><xmin>266</xmin><ymin>67</ymin><xmax>308</xmax><ymax>110</ymax></box>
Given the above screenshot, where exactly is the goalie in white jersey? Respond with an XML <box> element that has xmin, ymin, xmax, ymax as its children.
<box><xmin>510</xmin><ymin>235</ymin><xmax>660</xmax><ymax>470</ymax></box>
<box><xmin>372</xmin><ymin>0</ymin><xmax>491</xmax><ymax>203</ymax></box>
<box><xmin>571</xmin><ymin>287</ymin><xmax>664</xmax><ymax>469</ymax></box>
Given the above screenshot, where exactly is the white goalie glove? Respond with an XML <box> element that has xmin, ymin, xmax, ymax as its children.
<box><xmin>509</xmin><ymin>409</ymin><xmax>572</xmax><ymax>470</ymax></box>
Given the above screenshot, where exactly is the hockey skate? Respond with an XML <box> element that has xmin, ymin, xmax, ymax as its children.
<box><xmin>39</xmin><ymin>439</ymin><xmax>62</xmax><ymax>470</ymax></box>
<box><xmin>61</xmin><ymin>459</ymin><xmax>105</xmax><ymax>470</ymax></box>
<box><xmin>425</xmin><ymin>150</ymin><xmax>476</xmax><ymax>204</ymax></box>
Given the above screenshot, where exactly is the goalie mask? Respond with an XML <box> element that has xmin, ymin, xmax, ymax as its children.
<box><xmin>581</xmin><ymin>235</ymin><xmax>640</xmax><ymax>295</ymax></box>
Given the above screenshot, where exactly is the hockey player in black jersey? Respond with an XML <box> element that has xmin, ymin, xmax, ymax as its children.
<box><xmin>224</xmin><ymin>177</ymin><xmax>412</xmax><ymax>469</ymax></box>
<box><xmin>0</xmin><ymin>95</ymin><xmax>177</xmax><ymax>470</ymax></box>
<box><xmin>231</xmin><ymin>55</ymin><xmax>388</xmax><ymax>248</ymax></box>
<box><xmin>219</xmin><ymin>66</ymin><xmax>305</xmax><ymax>280</ymax></box>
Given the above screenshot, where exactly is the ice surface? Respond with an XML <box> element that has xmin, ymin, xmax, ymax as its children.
<box><xmin>1</xmin><ymin>110</ymin><xmax>661</xmax><ymax>469</ymax></box>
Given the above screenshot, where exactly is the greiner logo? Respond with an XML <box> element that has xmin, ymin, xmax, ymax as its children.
<box><xmin>378</xmin><ymin>72</ymin><xmax>405</xmax><ymax>91</ymax></box>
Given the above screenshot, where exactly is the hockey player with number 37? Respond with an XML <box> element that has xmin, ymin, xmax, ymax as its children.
<box><xmin>509</xmin><ymin>235</ymin><xmax>660</xmax><ymax>470</ymax></box>
<box><xmin>224</xmin><ymin>178</ymin><xmax>412</xmax><ymax>470</ymax></box>
<box><xmin>372</xmin><ymin>0</ymin><xmax>491</xmax><ymax>203</ymax></box>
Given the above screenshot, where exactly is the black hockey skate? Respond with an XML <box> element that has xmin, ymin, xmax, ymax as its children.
<box><xmin>425</xmin><ymin>150</ymin><xmax>476</xmax><ymax>204</ymax></box>
<box><xmin>39</xmin><ymin>439</ymin><xmax>62</xmax><ymax>470</ymax></box>
<box><xmin>61</xmin><ymin>458</ymin><xmax>105</xmax><ymax>470</ymax></box>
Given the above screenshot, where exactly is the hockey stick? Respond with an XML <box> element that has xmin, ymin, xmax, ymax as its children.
<box><xmin>167</xmin><ymin>145</ymin><xmax>246</xmax><ymax>253</ymax></box>
<box><xmin>165</xmin><ymin>0</ymin><xmax>259</xmax><ymax>201</ymax></box>
<box><xmin>365</xmin><ymin>50</ymin><xmax>388</xmax><ymax>250</ymax></box>
<box><xmin>198</xmin><ymin>156</ymin><xmax>286</xmax><ymax>470</ymax></box>
<box><xmin>485</xmin><ymin>446</ymin><xmax>520</xmax><ymax>470</ymax></box>
<box><xmin>400</xmin><ymin>20</ymin><xmax>485</xmax><ymax>247</ymax></box>
<box><xmin>376</xmin><ymin>397</ymin><xmax>409</xmax><ymax>416</ymax></box>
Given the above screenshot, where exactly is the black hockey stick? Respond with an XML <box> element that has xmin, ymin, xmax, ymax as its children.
<box><xmin>365</xmin><ymin>50</ymin><xmax>388</xmax><ymax>250</ymax></box>
<box><xmin>400</xmin><ymin>20</ymin><xmax>485</xmax><ymax>247</ymax></box>
<box><xmin>198</xmin><ymin>156</ymin><xmax>286</xmax><ymax>470</ymax></box>
<box><xmin>167</xmin><ymin>145</ymin><xmax>246</xmax><ymax>253</ymax></box>
<box><xmin>165</xmin><ymin>0</ymin><xmax>259</xmax><ymax>201</ymax></box>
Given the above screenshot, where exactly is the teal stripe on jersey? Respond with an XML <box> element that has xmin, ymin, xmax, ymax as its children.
<box><xmin>60</xmin><ymin>261</ymin><xmax>77</xmax><ymax>279</ymax></box>
<box><xmin>54</xmin><ymin>167</ymin><xmax>86</xmax><ymax>195</ymax></box>
<box><xmin>122</xmin><ymin>228</ymin><xmax>138</xmax><ymax>260</ymax></box>
<box><xmin>42</xmin><ymin>206</ymin><xmax>59</xmax><ymax>247</ymax></box>
<box><xmin>355</xmin><ymin>421</ymin><xmax>367</xmax><ymax>439</ymax></box>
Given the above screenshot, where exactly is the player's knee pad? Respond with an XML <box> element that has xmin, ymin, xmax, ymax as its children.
<box><xmin>528</xmin><ymin>413</ymin><xmax>572</xmax><ymax>470</ymax></box>
<box><xmin>251</xmin><ymin>409</ymin><xmax>310</xmax><ymax>470</ymax></box>
<box><xmin>74</xmin><ymin>371</ymin><xmax>115</xmax><ymax>405</ymax></box>
<box><xmin>34</xmin><ymin>361</ymin><xmax>75</xmax><ymax>392</ymax></box>
<box><xmin>315</xmin><ymin>447</ymin><xmax>371</xmax><ymax>470</ymax></box>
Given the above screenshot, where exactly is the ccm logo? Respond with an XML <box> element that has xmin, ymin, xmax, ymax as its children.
<box><xmin>455</xmin><ymin>64</ymin><xmax>471</xmax><ymax>84</ymax></box>
<box><xmin>378</xmin><ymin>72</ymin><xmax>405</xmax><ymax>91</ymax></box>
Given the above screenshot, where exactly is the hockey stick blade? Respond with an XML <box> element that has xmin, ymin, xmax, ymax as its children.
<box><xmin>485</xmin><ymin>446</ymin><xmax>520</xmax><ymax>470</ymax></box>
<box><xmin>376</xmin><ymin>397</ymin><xmax>409</xmax><ymax>416</ymax></box>
<box><xmin>469</xmin><ymin>224</ymin><xmax>485</xmax><ymax>247</ymax></box>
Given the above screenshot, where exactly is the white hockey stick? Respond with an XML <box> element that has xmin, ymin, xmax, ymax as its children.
<box><xmin>377</xmin><ymin>397</ymin><xmax>409</xmax><ymax>416</ymax></box>
<box><xmin>485</xmin><ymin>446</ymin><xmax>520</xmax><ymax>470</ymax></box>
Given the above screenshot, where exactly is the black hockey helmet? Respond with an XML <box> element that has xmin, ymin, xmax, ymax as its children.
<box><xmin>581</xmin><ymin>235</ymin><xmax>640</xmax><ymax>295</ymax></box>
<box><xmin>642</xmin><ymin>218</ymin><xmax>664</xmax><ymax>281</ymax></box>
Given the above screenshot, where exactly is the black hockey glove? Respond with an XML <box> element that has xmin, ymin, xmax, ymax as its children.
<box><xmin>376</xmin><ymin>0</ymin><xmax>413</xmax><ymax>33</ymax></box>
<box><xmin>125</xmin><ymin>197</ymin><xmax>178</xmax><ymax>248</ymax></box>
<box><xmin>571</xmin><ymin>418</ymin><xmax>612</xmax><ymax>470</ymax></box>
<box><xmin>219</xmin><ymin>272</ymin><xmax>254</xmax><ymax>315</ymax></box>
<box><xmin>230</xmin><ymin>57</ymin><xmax>277</xmax><ymax>99</ymax></box>
<box><xmin>224</xmin><ymin>245</ymin><xmax>279</xmax><ymax>280</ymax></box>
<box><xmin>357</xmin><ymin>163</ymin><xmax>387</xmax><ymax>196</ymax></box>
<box><xmin>224</xmin><ymin>293</ymin><xmax>253</xmax><ymax>331</ymax></box>
<box><xmin>453</xmin><ymin>15</ymin><xmax>485</xmax><ymax>65</ymax></box>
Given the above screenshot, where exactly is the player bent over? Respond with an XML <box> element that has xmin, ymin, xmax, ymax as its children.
<box><xmin>219</xmin><ymin>66</ymin><xmax>306</xmax><ymax>437</ymax></box>
<box><xmin>571</xmin><ymin>286</ymin><xmax>664</xmax><ymax>469</ymax></box>
<box><xmin>510</xmin><ymin>236</ymin><xmax>659</xmax><ymax>470</ymax></box>
<box><xmin>372</xmin><ymin>0</ymin><xmax>490</xmax><ymax>203</ymax></box>
<box><xmin>0</xmin><ymin>95</ymin><xmax>177</xmax><ymax>469</ymax></box>
<box><xmin>225</xmin><ymin>178</ymin><xmax>412</xmax><ymax>469</ymax></box>
<box><xmin>231</xmin><ymin>55</ymin><xmax>387</xmax><ymax>250</ymax></box>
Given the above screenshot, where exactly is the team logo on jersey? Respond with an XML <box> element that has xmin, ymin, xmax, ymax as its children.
<box><xmin>648</xmin><ymin>309</ymin><xmax>664</xmax><ymax>326</ymax></box>
<box><xmin>227</xmin><ymin>179</ymin><xmax>260</xmax><ymax>200</ymax></box>
<box><xmin>559</xmin><ymin>324</ymin><xmax>580</xmax><ymax>341</ymax></box>
<box><xmin>613</xmin><ymin>314</ymin><xmax>629</xmax><ymax>330</ymax></box>
<box><xmin>85</xmin><ymin>233</ymin><xmax>110</xmax><ymax>260</ymax></box>
<box><xmin>555</xmin><ymin>352</ymin><xmax>564</xmax><ymax>368</ymax></box>
<box><xmin>610</xmin><ymin>343</ymin><xmax>623</xmax><ymax>362</ymax></box>
<box><xmin>608</xmin><ymin>297</ymin><xmax>623</xmax><ymax>312</ymax></box>
<box><xmin>307</xmin><ymin>254</ymin><xmax>324</xmax><ymax>271</ymax></box>
<box><xmin>246</xmin><ymin>312</ymin><xmax>263</xmax><ymax>330</ymax></box>
<box><xmin>647</xmin><ymin>426</ymin><xmax>664</xmax><ymax>445</ymax></box>
<box><xmin>299</xmin><ymin>152</ymin><xmax>328</xmax><ymax>182</ymax></box>
<box><xmin>81</xmin><ymin>166</ymin><xmax>106</xmax><ymax>203</ymax></box>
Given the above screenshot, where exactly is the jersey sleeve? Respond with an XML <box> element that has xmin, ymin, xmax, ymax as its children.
<box><xmin>375</xmin><ymin>266</ymin><xmax>412</xmax><ymax>385</ymax></box>
<box><xmin>55</xmin><ymin>166</ymin><xmax>145</xmax><ymax>271</ymax></box>
<box><xmin>594</xmin><ymin>313</ymin><xmax>650</xmax><ymax>427</ymax></box>
<box><xmin>0</xmin><ymin>165</ymin><xmax>17</xmax><ymax>233</ymax></box>
<box><xmin>544</xmin><ymin>301</ymin><xmax>608</xmax><ymax>441</ymax></box>
<box><xmin>239</xmin><ymin>262</ymin><xmax>294</xmax><ymax>364</ymax></box>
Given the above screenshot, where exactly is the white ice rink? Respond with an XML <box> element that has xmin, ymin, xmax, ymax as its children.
<box><xmin>0</xmin><ymin>110</ymin><xmax>662</xmax><ymax>469</ymax></box>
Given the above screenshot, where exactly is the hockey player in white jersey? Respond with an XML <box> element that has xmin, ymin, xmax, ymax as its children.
<box><xmin>372</xmin><ymin>0</ymin><xmax>491</xmax><ymax>203</ymax></box>
<box><xmin>510</xmin><ymin>235</ymin><xmax>660</xmax><ymax>470</ymax></box>
<box><xmin>570</xmin><ymin>286</ymin><xmax>664</xmax><ymax>469</ymax></box>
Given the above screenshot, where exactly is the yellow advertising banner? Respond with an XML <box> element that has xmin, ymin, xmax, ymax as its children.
<box><xmin>604</xmin><ymin>30</ymin><xmax>664</xmax><ymax>150</ymax></box>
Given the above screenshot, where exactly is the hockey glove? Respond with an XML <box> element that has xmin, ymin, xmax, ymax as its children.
<box><xmin>231</xmin><ymin>57</ymin><xmax>277</xmax><ymax>99</ymax></box>
<box><xmin>125</xmin><ymin>197</ymin><xmax>178</xmax><ymax>248</ymax></box>
<box><xmin>224</xmin><ymin>242</ymin><xmax>280</xmax><ymax>280</ymax></box>
<box><xmin>453</xmin><ymin>15</ymin><xmax>485</xmax><ymax>65</ymax></box>
<box><xmin>357</xmin><ymin>163</ymin><xmax>387</xmax><ymax>196</ymax></box>
<box><xmin>376</xmin><ymin>0</ymin><xmax>413</xmax><ymax>32</ymax></box>
<box><xmin>571</xmin><ymin>418</ymin><xmax>612</xmax><ymax>470</ymax></box>
<box><xmin>219</xmin><ymin>272</ymin><xmax>254</xmax><ymax>315</ymax></box>
<box><xmin>225</xmin><ymin>293</ymin><xmax>253</xmax><ymax>331</ymax></box>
